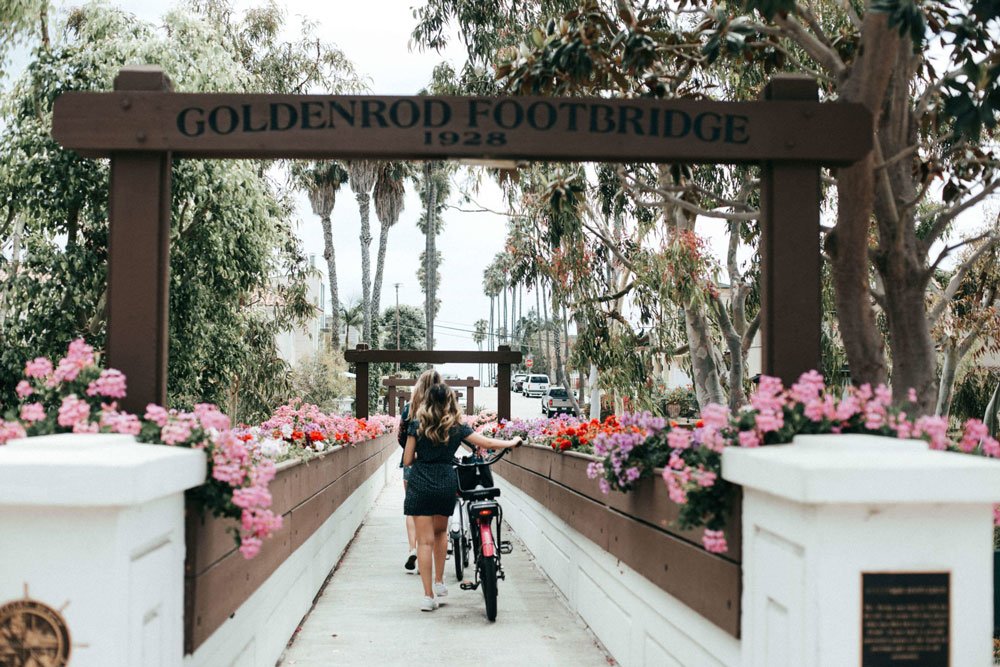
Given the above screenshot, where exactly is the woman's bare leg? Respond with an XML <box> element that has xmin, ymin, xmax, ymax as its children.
<box><xmin>414</xmin><ymin>515</ymin><xmax>435</xmax><ymax>597</ymax></box>
<box><xmin>432</xmin><ymin>515</ymin><xmax>449</xmax><ymax>584</ymax></box>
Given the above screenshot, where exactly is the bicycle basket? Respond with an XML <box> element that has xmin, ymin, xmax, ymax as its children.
<box><xmin>456</xmin><ymin>462</ymin><xmax>495</xmax><ymax>491</ymax></box>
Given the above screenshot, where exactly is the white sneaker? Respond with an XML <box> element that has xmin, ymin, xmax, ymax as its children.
<box><xmin>433</xmin><ymin>582</ymin><xmax>448</xmax><ymax>598</ymax></box>
<box><xmin>420</xmin><ymin>596</ymin><xmax>438</xmax><ymax>612</ymax></box>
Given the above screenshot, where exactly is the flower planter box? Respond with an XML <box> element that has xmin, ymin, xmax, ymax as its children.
<box><xmin>183</xmin><ymin>433</ymin><xmax>395</xmax><ymax>653</ymax></box>
<box><xmin>498</xmin><ymin>442</ymin><xmax>742</xmax><ymax>637</ymax></box>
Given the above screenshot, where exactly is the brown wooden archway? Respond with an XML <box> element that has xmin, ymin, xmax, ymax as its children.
<box><xmin>51</xmin><ymin>65</ymin><xmax>872</xmax><ymax>414</ymax></box>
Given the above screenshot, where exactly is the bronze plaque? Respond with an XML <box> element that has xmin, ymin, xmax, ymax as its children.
<box><xmin>0</xmin><ymin>597</ymin><xmax>72</xmax><ymax>667</ymax></box>
<box><xmin>862</xmin><ymin>572</ymin><xmax>949</xmax><ymax>666</ymax></box>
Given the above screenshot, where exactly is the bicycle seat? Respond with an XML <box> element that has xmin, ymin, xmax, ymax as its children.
<box><xmin>461</xmin><ymin>486</ymin><xmax>500</xmax><ymax>501</ymax></box>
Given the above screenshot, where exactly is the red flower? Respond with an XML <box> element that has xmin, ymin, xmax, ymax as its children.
<box><xmin>695</xmin><ymin>420</ymin><xmax>704</xmax><ymax>428</ymax></box>
<box><xmin>309</xmin><ymin>430</ymin><xmax>324</xmax><ymax>442</ymax></box>
<box><xmin>291</xmin><ymin>430</ymin><xmax>304</xmax><ymax>441</ymax></box>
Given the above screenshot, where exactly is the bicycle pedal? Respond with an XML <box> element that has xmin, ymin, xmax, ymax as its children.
<box><xmin>498</xmin><ymin>569</ymin><xmax>506</xmax><ymax>581</ymax></box>
<box><xmin>499</xmin><ymin>541</ymin><xmax>513</xmax><ymax>554</ymax></box>
<box><xmin>459</xmin><ymin>581</ymin><xmax>478</xmax><ymax>591</ymax></box>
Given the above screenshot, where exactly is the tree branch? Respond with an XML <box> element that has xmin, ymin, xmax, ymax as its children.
<box><xmin>923</xmin><ymin>179</ymin><xmax>1000</xmax><ymax>248</ymax></box>
<box><xmin>927</xmin><ymin>233</ymin><xmax>1000</xmax><ymax>325</ymax></box>
<box><xmin>771</xmin><ymin>13</ymin><xmax>847</xmax><ymax>79</ymax></box>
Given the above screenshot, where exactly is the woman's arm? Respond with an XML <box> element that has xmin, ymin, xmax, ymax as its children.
<box><xmin>464</xmin><ymin>432</ymin><xmax>523</xmax><ymax>451</ymax></box>
<box><xmin>402</xmin><ymin>435</ymin><xmax>417</xmax><ymax>466</ymax></box>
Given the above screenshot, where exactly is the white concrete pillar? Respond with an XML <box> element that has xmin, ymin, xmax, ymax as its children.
<box><xmin>0</xmin><ymin>433</ymin><xmax>205</xmax><ymax>667</ymax></box>
<box><xmin>723</xmin><ymin>434</ymin><xmax>1000</xmax><ymax>667</ymax></box>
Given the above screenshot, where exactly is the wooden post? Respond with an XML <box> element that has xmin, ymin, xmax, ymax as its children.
<box><xmin>107</xmin><ymin>66</ymin><xmax>173</xmax><ymax>414</ymax></box>
<box><xmin>466</xmin><ymin>377</ymin><xmax>475</xmax><ymax>416</ymax></box>
<box><xmin>386</xmin><ymin>375</ymin><xmax>399</xmax><ymax>417</ymax></box>
<box><xmin>354</xmin><ymin>343</ymin><xmax>369</xmax><ymax>419</ymax></box>
<box><xmin>498</xmin><ymin>345</ymin><xmax>512</xmax><ymax>422</ymax></box>
<box><xmin>760</xmin><ymin>75</ymin><xmax>822</xmax><ymax>385</ymax></box>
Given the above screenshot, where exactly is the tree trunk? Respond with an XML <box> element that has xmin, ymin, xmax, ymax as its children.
<box><xmin>551</xmin><ymin>292</ymin><xmax>564</xmax><ymax>385</ymax></box>
<box><xmin>935</xmin><ymin>343</ymin><xmax>959</xmax><ymax>416</ymax></box>
<box><xmin>321</xmin><ymin>214</ymin><xmax>341</xmax><ymax>351</ymax></box>
<box><xmin>502</xmin><ymin>286</ymin><xmax>508</xmax><ymax>344</ymax></box>
<box><xmin>358</xmin><ymin>193</ymin><xmax>373</xmax><ymax>345</ymax></box>
<box><xmin>685</xmin><ymin>302</ymin><xmax>726</xmax><ymax>408</ymax></box>
<box><xmin>370</xmin><ymin>218</ymin><xmax>392</xmax><ymax>338</ymax></box>
<box><xmin>489</xmin><ymin>296</ymin><xmax>494</xmax><ymax>385</ymax></box>
<box><xmin>589</xmin><ymin>364</ymin><xmax>600</xmax><ymax>420</ymax></box>
<box><xmin>541</xmin><ymin>285</ymin><xmax>550</xmax><ymax>372</ymax></box>
<box><xmin>424</xmin><ymin>169</ymin><xmax>437</xmax><ymax>351</ymax></box>
<box><xmin>535</xmin><ymin>282</ymin><xmax>543</xmax><ymax>368</ymax></box>
<box><xmin>562</xmin><ymin>305</ymin><xmax>580</xmax><ymax>413</ymax></box>
<box><xmin>827</xmin><ymin>13</ymin><xmax>900</xmax><ymax>391</ymax></box>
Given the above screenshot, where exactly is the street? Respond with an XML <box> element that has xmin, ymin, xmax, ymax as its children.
<box><xmin>475</xmin><ymin>386</ymin><xmax>570</xmax><ymax>421</ymax></box>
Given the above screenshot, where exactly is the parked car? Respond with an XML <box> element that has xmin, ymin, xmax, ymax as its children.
<box><xmin>523</xmin><ymin>374</ymin><xmax>550</xmax><ymax>398</ymax></box>
<box><xmin>513</xmin><ymin>373</ymin><xmax>528</xmax><ymax>393</ymax></box>
<box><xmin>542</xmin><ymin>386</ymin><xmax>576</xmax><ymax>417</ymax></box>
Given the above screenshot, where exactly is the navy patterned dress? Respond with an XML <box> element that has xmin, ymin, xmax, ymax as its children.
<box><xmin>403</xmin><ymin>422</ymin><xmax>474</xmax><ymax>516</ymax></box>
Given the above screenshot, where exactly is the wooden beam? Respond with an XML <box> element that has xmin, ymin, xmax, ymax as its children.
<box><xmin>760</xmin><ymin>75</ymin><xmax>823</xmax><ymax>385</ymax></box>
<box><xmin>382</xmin><ymin>377</ymin><xmax>481</xmax><ymax>387</ymax></box>
<box><xmin>107</xmin><ymin>66</ymin><xmax>173</xmax><ymax>414</ymax></box>
<box><xmin>345</xmin><ymin>349</ymin><xmax>522</xmax><ymax>364</ymax></box>
<box><xmin>52</xmin><ymin>92</ymin><xmax>872</xmax><ymax>165</ymax></box>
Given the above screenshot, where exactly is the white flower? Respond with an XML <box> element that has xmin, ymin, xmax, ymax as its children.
<box><xmin>280</xmin><ymin>423</ymin><xmax>293</xmax><ymax>438</ymax></box>
<box><xmin>259</xmin><ymin>438</ymin><xmax>285</xmax><ymax>457</ymax></box>
<box><xmin>313</xmin><ymin>440</ymin><xmax>327</xmax><ymax>452</ymax></box>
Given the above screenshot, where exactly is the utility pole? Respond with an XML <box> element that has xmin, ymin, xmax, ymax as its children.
<box><xmin>394</xmin><ymin>282</ymin><xmax>402</xmax><ymax>372</ymax></box>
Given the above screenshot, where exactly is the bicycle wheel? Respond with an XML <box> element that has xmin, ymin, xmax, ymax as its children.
<box><xmin>452</xmin><ymin>534</ymin><xmax>464</xmax><ymax>581</ymax></box>
<box><xmin>480</xmin><ymin>556</ymin><xmax>498</xmax><ymax>621</ymax></box>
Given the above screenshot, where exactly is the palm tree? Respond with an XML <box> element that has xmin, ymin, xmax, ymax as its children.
<box><xmin>347</xmin><ymin>160</ymin><xmax>379</xmax><ymax>345</ymax></box>
<box><xmin>295</xmin><ymin>161</ymin><xmax>349</xmax><ymax>351</ymax></box>
<box><xmin>416</xmin><ymin>162</ymin><xmax>450</xmax><ymax>350</ymax></box>
<box><xmin>473</xmin><ymin>319</ymin><xmax>488</xmax><ymax>384</ymax></box>
<box><xmin>341</xmin><ymin>301</ymin><xmax>364</xmax><ymax>349</ymax></box>
<box><xmin>371</xmin><ymin>162</ymin><xmax>406</xmax><ymax>335</ymax></box>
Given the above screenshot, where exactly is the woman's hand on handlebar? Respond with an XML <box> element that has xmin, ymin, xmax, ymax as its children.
<box><xmin>510</xmin><ymin>436</ymin><xmax>524</xmax><ymax>448</ymax></box>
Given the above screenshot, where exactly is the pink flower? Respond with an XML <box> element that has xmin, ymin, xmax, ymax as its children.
<box><xmin>959</xmin><ymin>419</ymin><xmax>989</xmax><ymax>453</ymax></box>
<box><xmin>737</xmin><ymin>430</ymin><xmax>760</xmax><ymax>448</ymax></box>
<box><xmin>695</xmin><ymin>469</ymin><xmax>717</xmax><ymax>487</ymax></box>
<box><xmin>0</xmin><ymin>420</ymin><xmax>27</xmax><ymax>445</ymax></box>
<box><xmin>701</xmin><ymin>404</ymin><xmax>730</xmax><ymax>430</ymax></box>
<box><xmin>194</xmin><ymin>403</ymin><xmax>230</xmax><ymax>432</ymax></box>
<box><xmin>72</xmin><ymin>420</ymin><xmax>99</xmax><ymax>434</ymax></box>
<box><xmin>666</xmin><ymin>428</ymin><xmax>693</xmax><ymax>450</ymax></box>
<box><xmin>100</xmin><ymin>409</ymin><xmax>142</xmax><ymax>436</ymax></box>
<box><xmin>702</xmin><ymin>529</ymin><xmax>728</xmax><ymax>554</ymax></box>
<box><xmin>238</xmin><ymin>536</ymin><xmax>262</xmax><ymax>559</ymax></box>
<box><xmin>754</xmin><ymin>411</ymin><xmax>784</xmax><ymax>433</ymax></box>
<box><xmin>232</xmin><ymin>486</ymin><xmax>272</xmax><ymax>510</ymax></box>
<box><xmin>19</xmin><ymin>402</ymin><xmax>46</xmax><ymax>423</ymax></box>
<box><xmin>144</xmin><ymin>404</ymin><xmax>169</xmax><ymax>427</ymax></box>
<box><xmin>57</xmin><ymin>394</ymin><xmax>91</xmax><ymax>428</ymax></box>
<box><xmin>86</xmin><ymin>369</ymin><xmax>127</xmax><ymax>399</ymax></box>
<box><xmin>15</xmin><ymin>381</ymin><xmax>34</xmax><ymax>399</ymax></box>
<box><xmin>790</xmin><ymin>370</ymin><xmax>825</xmax><ymax>404</ymax></box>
<box><xmin>53</xmin><ymin>340</ymin><xmax>96</xmax><ymax>382</ymax></box>
<box><xmin>24</xmin><ymin>357</ymin><xmax>53</xmax><ymax>379</ymax></box>
<box><xmin>160</xmin><ymin>416</ymin><xmax>195</xmax><ymax>445</ymax></box>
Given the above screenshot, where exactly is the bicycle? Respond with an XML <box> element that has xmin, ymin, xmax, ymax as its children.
<box><xmin>452</xmin><ymin>447</ymin><xmax>514</xmax><ymax>621</ymax></box>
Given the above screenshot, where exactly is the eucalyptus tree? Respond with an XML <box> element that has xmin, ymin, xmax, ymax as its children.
<box><xmin>0</xmin><ymin>3</ymin><xmax>354</xmax><ymax>417</ymax></box>
<box><xmin>347</xmin><ymin>160</ymin><xmax>379</xmax><ymax>345</ymax></box>
<box><xmin>413</xmin><ymin>0</ymin><xmax>1000</xmax><ymax>415</ymax></box>
<box><xmin>293</xmin><ymin>161</ymin><xmax>349</xmax><ymax>351</ymax></box>
<box><xmin>371</xmin><ymin>162</ymin><xmax>408</xmax><ymax>332</ymax></box>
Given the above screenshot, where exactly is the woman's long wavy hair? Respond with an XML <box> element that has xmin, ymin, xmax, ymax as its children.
<box><xmin>409</xmin><ymin>369</ymin><xmax>441</xmax><ymax>417</ymax></box>
<box><xmin>415</xmin><ymin>382</ymin><xmax>463</xmax><ymax>444</ymax></box>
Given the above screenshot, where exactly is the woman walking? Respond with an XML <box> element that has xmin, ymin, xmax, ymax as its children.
<box><xmin>402</xmin><ymin>377</ymin><xmax>522</xmax><ymax>611</ymax></box>
<box><xmin>397</xmin><ymin>370</ymin><xmax>440</xmax><ymax>571</ymax></box>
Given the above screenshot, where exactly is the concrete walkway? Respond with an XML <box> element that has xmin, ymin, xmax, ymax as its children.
<box><xmin>278</xmin><ymin>468</ymin><xmax>613</xmax><ymax>666</ymax></box>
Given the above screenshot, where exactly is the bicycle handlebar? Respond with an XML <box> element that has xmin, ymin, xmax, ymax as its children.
<box><xmin>453</xmin><ymin>444</ymin><xmax>515</xmax><ymax>468</ymax></box>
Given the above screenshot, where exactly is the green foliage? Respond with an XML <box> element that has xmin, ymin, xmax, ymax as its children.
<box><xmin>287</xmin><ymin>350</ymin><xmax>353</xmax><ymax>414</ymax></box>
<box><xmin>377</xmin><ymin>304</ymin><xmax>428</xmax><ymax>374</ymax></box>
<box><xmin>0</xmin><ymin>2</ymin><xmax>355</xmax><ymax>415</ymax></box>
<box><xmin>951</xmin><ymin>368</ymin><xmax>1000</xmax><ymax>424</ymax></box>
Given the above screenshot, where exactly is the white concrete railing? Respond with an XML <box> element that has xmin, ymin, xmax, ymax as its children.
<box><xmin>0</xmin><ymin>432</ymin><xmax>396</xmax><ymax>667</ymax></box>
<box><xmin>724</xmin><ymin>433</ymin><xmax>1000</xmax><ymax>667</ymax></box>
<box><xmin>0</xmin><ymin>433</ymin><xmax>205</xmax><ymax>667</ymax></box>
<box><xmin>495</xmin><ymin>475</ymin><xmax>741</xmax><ymax>667</ymax></box>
